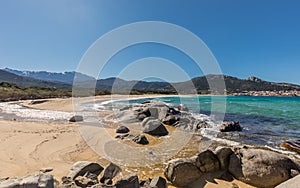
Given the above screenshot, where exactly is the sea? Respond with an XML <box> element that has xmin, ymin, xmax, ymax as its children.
<box><xmin>103</xmin><ymin>95</ymin><xmax>300</xmax><ymax>152</ymax></box>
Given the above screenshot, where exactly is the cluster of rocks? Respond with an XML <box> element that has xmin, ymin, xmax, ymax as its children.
<box><xmin>113</xmin><ymin>100</ymin><xmax>241</xmax><ymax>145</ymax></box>
<box><xmin>0</xmin><ymin>161</ymin><xmax>168</xmax><ymax>188</ymax></box>
<box><xmin>164</xmin><ymin>146</ymin><xmax>300</xmax><ymax>188</ymax></box>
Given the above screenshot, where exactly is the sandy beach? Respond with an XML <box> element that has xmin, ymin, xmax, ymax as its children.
<box><xmin>0</xmin><ymin>95</ymin><xmax>255</xmax><ymax>187</ymax></box>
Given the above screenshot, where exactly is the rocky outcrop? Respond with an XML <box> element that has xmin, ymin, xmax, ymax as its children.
<box><xmin>164</xmin><ymin>147</ymin><xmax>300</xmax><ymax>188</ymax></box>
<box><xmin>115</xmin><ymin>174</ymin><xmax>139</xmax><ymax>188</ymax></box>
<box><xmin>219</xmin><ymin>121</ymin><xmax>241</xmax><ymax>132</ymax></box>
<box><xmin>141</xmin><ymin>117</ymin><xmax>168</xmax><ymax>136</ymax></box>
<box><xmin>164</xmin><ymin>158</ymin><xmax>202</xmax><ymax>187</ymax></box>
<box><xmin>100</xmin><ymin>163</ymin><xmax>122</xmax><ymax>184</ymax></box>
<box><xmin>0</xmin><ymin>173</ymin><xmax>54</xmax><ymax>188</ymax></box>
<box><xmin>69</xmin><ymin>115</ymin><xmax>84</xmax><ymax>122</ymax></box>
<box><xmin>68</xmin><ymin>161</ymin><xmax>104</xmax><ymax>180</ymax></box>
<box><xmin>192</xmin><ymin>150</ymin><xmax>220</xmax><ymax>173</ymax></box>
<box><xmin>228</xmin><ymin>147</ymin><xmax>300</xmax><ymax>188</ymax></box>
<box><xmin>215</xmin><ymin>147</ymin><xmax>234</xmax><ymax>170</ymax></box>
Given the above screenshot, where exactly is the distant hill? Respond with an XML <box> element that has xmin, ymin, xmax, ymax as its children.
<box><xmin>1</xmin><ymin>68</ymin><xmax>299</xmax><ymax>93</ymax></box>
<box><xmin>173</xmin><ymin>75</ymin><xmax>300</xmax><ymax>94</ymax></box>
<box><xmin>3</xmin><ymin>68</ymin><xmax>94</xmax><ymax>84</ymax></box>
<box><xmin>0</xmin><ymin>70</ymin><xmax>70</xmax><ymax>89</ymax></box>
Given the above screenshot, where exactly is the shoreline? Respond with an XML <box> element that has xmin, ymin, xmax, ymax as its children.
<box><xmin>0</xmin><ymin>95</ymin><xmax>298</xmax><ymax>187</ymax></box>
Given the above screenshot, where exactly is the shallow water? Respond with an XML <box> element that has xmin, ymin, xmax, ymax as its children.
<box><xmin>101</xmin><ymin>96</ymin><xmax>300</xmax><ymax>150</ymax></box>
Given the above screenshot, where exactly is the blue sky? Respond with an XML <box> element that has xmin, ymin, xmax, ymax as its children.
<box><xmin>0</xmin><ymin>0</ymin><xmax>299</xmax><ymax>84</ymax></box>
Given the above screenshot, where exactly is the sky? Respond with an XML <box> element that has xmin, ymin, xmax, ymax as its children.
<box><xmin>0</xmin><ymin>0</ymin><xmax>300</xmax><ymax>84</ymax></box>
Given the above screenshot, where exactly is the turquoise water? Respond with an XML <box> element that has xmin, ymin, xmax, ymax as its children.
<box><xmin>121</xmin><ymin>96</ymin><xmax>300</xmax><ymax>149</ymax></box>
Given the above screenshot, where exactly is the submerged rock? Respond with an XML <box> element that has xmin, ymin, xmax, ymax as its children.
<box><xmin>141</xmin><ymin>117</ymin><xmax>168</xmax><ymax>136</ymax></box>
<box><xmin>228</xmin><ymin>147</ymin><xmax>300</xmax><ymax>188</ymax></box>
<box><xmin>220</xmin><ymin>121</ymin><xmax>241</xmax><ymax>132</ymax></box>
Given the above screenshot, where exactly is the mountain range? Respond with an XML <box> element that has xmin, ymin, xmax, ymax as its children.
<box><xmin>1</xmin><ymin>68</ymin><xmax>300</xmax><ymax>93</ymax></box>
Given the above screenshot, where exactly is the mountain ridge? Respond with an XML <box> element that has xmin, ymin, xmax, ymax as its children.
<box><xmin>1</xmin><ymin>68</ymin><xmax>299</xmax><ymax>93</ymax></box>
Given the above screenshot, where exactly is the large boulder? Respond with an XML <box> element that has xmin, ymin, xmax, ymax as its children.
<box><xmin>228</xmin><ymin>147</ymin><xmax>300</xmax><ymax>188</ymax></box>
<box><xmin>113</xmin><ymin>110</ymin><xmax>139</xmax><ymax>123</ymax></box>
<box><xmin>164</xmin><ymin>158</ymin><xmax>202</xmax><ymax>187</ymax></box>
<box><xmin>215</xmin><ymin>147</ymin><xmax>234</xmax><ymax>170</ymax></box>
<box><xmin>149</xmin><ymin>176</ymin><xmax>167</xmax><ymax>188</ymax></box>
<box><xmin>68</xmin><ymin>161</ymin><xmax>104</xmax><ymax>180</ymax></box>
<box><xmin>115</xmin><ymin>174</ymin><xmax>139</xmax><ymax>188</ymax></box>
<box><xmin>141</xmin><ymin>117</ymin><xmax>168</xmax><ymax>136</ymax></box>
<box><xmin>100</xmin><ymin>163</ymin><xmax>122</xmax><ymax>184</ymax></box>
<box><xmin>220</xmin><ymin>121</ymin><xmax>241</xmax><ymax>132</ymax></box>
<box><xmin>191</xmin><ymin>150</ymin><xmax>220</xmax><ymax>173</ymax></box>
<box><xmin>0</xmin><ymin>174</ymin><xmax>54</xmax><ymax>188</ymax></box>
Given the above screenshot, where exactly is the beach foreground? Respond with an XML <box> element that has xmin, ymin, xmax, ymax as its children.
<box><xmin>0</xmin><ymin>95</ymin><xmax>298</xmax><ymax>187</ymax></box>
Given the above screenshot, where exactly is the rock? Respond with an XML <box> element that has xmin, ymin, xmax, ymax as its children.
<box><xmin>132</xmin><ymin>134</ymin><xmax>149</xmax><ymax>145</ymax></box>
<box><xmin>40</xmin><ymin>167</ymin><xmax>53</xmax><ymax>173</ymax></box>
<box><xmin>0</xmin><ymin>174</ymin><xmax>54</xmax><ymax>188</ymax></box>
<box><xmin>280</xmin><ymin>140</ymin><xmax>300</xmax><ymax>154</ymax></box>
<box><xmin>115</xmin><ymin>174</ymin><xmax>139</xmax><ymax>188</ymax></box>
<box><xmin>275</xmin><ymin>174</ymin><xmax>300</xmax><ymax>188</ymax></box>
<box><xmin>100</xmin><ymin>163</ymin><xmax>122</xmax><ymax>184</ymax></box>
<box><xmin>164</xmin><ymin>158</ymin><xmax>202</xmax><ymax>187</ymax></box>
<box><xmin>115</xmin><ymin>134</ymin><xmax>130</xmax><ymax>140</ymax></box>
<box><xmin>68</xmin><ymin>161</ymin><xmax>104</xmax><ymax>180</ymax></box>
<box><xmin>113</xmin><ymin>110</ymin><xmax>139</xmax><ymax>123</ymax></box>
<box><xmin>61</xmin><ymin>176</ymin><xmax>74</xmax><ymax>187</ymax></box>
<box><xmin>220</xmin><ymin>121</ymin><xmax>241</xmax><ymax>132</ymax></box>
<box><xmin>141</xmin><ymin>117</ymin><xmax>168</xmax><ymax>136</ymax></box>
<box><xmin>104</xmin><ymin>178</ymin><xmax>113</xmax><ymax>185</ymax></box>
<box><xmin>168</xmin><ymin>107</ymin><xmax>181</xmax><ymax>115</ymax></box>
<box><xmin>74</xmin><ymin>175</ymin><xmax>98</xmax><ymax>187</ymax></box>
<box><xmin>139</xmin><ymin>178</ymin><xmax>151</xmax><ymax>187</ymax></box>
<box><xmin>228</xmin><ymin>147</ymin><xmax>300</xmax><ymax>188</ymax></box>
<box><xmin>69</xmin><ymin>115</ymin><xmax>84</xmax><ymax>122</ymax></box>
<box><xmin>178</xmin><ymin>104</ymin><xmax>189</xmax><ymax>111</ymax></box>
<box><xmin>137</xmin><ymin>113</ymin><xmax>147</xmax><ymax>121</ymax></box>
<box><xmin>116</xmin><ymin>126</ymin><xmax>130</xmax><ymax>134</ymax></box>
<box><xmin>162</xmin><ymin>115</ymin><xmax>180</xmax><ymax>126</ymax></box>
<box><xmin>149</xmin><ymin>107</ymin><xmax>169</xmax><ymax>120</ymax></box>
<box><xmin>215</xmin><ymin>147</ymin><xmax>234</xmax><ymax>170</ymax></box>
<box><xmin>192</xmin><ymin>150</ymin><xmax>220</xmax><ymax>173</ymax></box>
<box><xmin>149</xmin><ymin>176</ymin><xmax>167</xmax><ymax>188</ymax></box>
